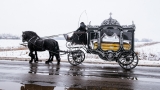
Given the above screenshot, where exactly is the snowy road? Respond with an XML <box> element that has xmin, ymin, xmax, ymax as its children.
<box><xmin>0</xmin><ymin>60</ymin><xmax>160</xmax><ymax>90</ymax></box>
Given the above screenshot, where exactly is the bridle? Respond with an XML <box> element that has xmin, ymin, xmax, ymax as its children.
<box><xmin>22</xmin><ymin>33</ymin><xmax>38</xmax><ymax>43</ymax></box>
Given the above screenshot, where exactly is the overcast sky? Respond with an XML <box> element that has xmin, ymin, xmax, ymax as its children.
<box><xmin>0</xmin><ymin>0</ymin><xmax>160</xmax><ymax>41</ymax></box>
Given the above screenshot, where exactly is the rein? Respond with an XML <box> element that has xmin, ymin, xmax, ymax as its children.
<box><xmin>22</xmin><ymin>31</ymin><xmax>76</xmax><ymax>55</ymax></box>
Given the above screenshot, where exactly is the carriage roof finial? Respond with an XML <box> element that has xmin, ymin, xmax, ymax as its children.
<box><xmin>109</xmin><ymin>12</ymin><xmax>112</xmax><ymax>18</ymax></box>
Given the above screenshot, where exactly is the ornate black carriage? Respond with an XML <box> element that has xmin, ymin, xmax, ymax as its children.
<box><xmin>64</xmin><ymin>14</ymin><xmax>138</xmax><ymax>70</ymax></box>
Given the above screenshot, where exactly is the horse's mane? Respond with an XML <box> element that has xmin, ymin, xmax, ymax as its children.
<box><xmin>24</xmin><ymin>31</ymin><xmax>40</xmax><ymax>38</ymax></box>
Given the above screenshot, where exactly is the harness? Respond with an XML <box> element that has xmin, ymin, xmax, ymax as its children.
<box><xmin>28</xmin><ymin>36</ymin><xmax>45</xmax><ymax>50</ymax></box>
<box><xmin>27</xmin><ymin>36</ymin><xmax>63</xmax><ymax>55</ymax></box>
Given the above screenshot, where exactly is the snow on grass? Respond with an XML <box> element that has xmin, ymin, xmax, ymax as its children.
<box><xmin>0</xmin><ymin>39</ymin><xmax>22</xmax><ymax>48</ymax></box>
<box><xmin>135</xmin><ymin>42</ymin><xmax>160</xmax><ymax>61</ymax></box>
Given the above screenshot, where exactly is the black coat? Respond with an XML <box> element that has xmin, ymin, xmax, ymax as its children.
<box><xmin>76</xmin><ymin>26</ymin><xmax>87</xmax><ymax>32</ymax></box>
<box><xmin>71</xmin><ymin>25</ymin><xmax>87</xmax><ymax>44</ymax></box>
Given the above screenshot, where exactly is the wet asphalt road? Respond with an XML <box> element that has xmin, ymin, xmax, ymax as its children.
<box><xmin>0</xmin><ymin>60</ymin><xmax>160</xmax><ymax>90</ymax></box>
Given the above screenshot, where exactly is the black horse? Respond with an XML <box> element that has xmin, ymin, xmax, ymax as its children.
<box><xmin>22</xmin><ymin>31</ymin><xmax>60</xmax><ymax>64</ymax></box>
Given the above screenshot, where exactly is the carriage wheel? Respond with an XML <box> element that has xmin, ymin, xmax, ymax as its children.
<box><xmin>118</xmin><ymin>51</ymin><xmax>139</xmax><ymax>70</ymax></box>
<box><xmin>68</xmin><ymin>50</ymin><xmax>85</xmax><ymax>66</ymax></box>
<box><xmin>79</xmin><ymin>50</ymin><xmax>85</xmax><ymax>62</ymax></box>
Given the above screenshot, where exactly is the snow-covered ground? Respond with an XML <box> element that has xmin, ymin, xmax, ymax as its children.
<box><xmin>0</xmin><ymin>39</ymin><xmax>23</xmax><ymax>49</ymax></box>
<box><xmin>0</xmin><ymin>39</ymin><xmax>160</xmax><ymax>66</ymax></box>
<box><xmin>135</xmin><ymin>42</ymin><xmax>160</xmax><ymax>61</ymax></box>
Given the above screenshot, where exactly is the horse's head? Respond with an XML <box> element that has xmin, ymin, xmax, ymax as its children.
<box><xmin>22</xmin><ymin>31</ymin><xmax>39</xmax><ymax>42</ymax></box>
<box><xmin>22</xmin><ymin>31</ymin><xmax>27</xmax><ymax>42</ymax></box>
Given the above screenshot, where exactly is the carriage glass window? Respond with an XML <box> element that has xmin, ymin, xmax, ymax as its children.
<box><xmin>90</xmin><ymin>31</ymin><xmax>98</xmax><ymax>49</ymax></box>
<box><xmin>123</xmin><ymin>30</ymin><xmax>132</xmax><ymax>51</ymax></box>
<box><xmin>99</xmin><ymin>26</ymin><xmax>121</xmax><ymax>51</ymax></box>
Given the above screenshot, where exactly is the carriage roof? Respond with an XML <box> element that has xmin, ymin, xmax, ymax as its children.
<box><xmin>87</xmin><ymin>15</ymin><xmax>136</xmax><ymax>31</ymax></box>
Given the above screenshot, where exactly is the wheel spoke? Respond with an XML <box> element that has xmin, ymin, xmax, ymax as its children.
<box><xmin>68</xmin><ymin>50</ymin><xmax>85</xmax><ymax>66</ymax></box>
<box><xmin>118</xmin><ymin>51</ymin><xmax>139</xmax><ymax>70</ymax></box>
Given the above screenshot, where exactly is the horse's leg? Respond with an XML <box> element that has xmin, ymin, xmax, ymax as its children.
<box><xmin>55</xmin><ymin>42</ymin><xmax>61</xmax><ymax>65</ymax></box>
<box><xmin>49</xmin><ymin>51</ymin><xmax>55</xmax><ymax>63</ymax></box>
<box><xmin>49</xmin><ymin>51</ymin><xmax>54</xmax><ymax>62</ymax></box>
<box><xmin>55</xmin><ymin>51</ymin><xmax>61</xmax><ymax>65</ymax></box>
<box><xmin>45</xmin><ymin>52</ymin><xmax>52</xmax><ymax>64</ymax></box>
<box><xmin>34</xmin><ymin>51</ymin><xmax>38</xmax><ymax>63</ymax></box>
<box><xmin>29</xmin><ymin>51</ymin><xmax>35</xmax><ymax>63</ymax></box>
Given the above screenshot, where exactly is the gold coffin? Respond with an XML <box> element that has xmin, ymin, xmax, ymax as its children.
<box><xmin>93</xmin><ymin>42</ymin><xmax>131</xmax><ymax>51</ymax></box>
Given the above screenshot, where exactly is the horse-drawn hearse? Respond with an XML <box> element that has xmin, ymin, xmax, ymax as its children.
<box><xmin>21</xmin><ymin>14</ymin><xmax>138</xmax><ymax>70</ymax></box>
<box><xmin>62</xmin><ymin>14</ymin><xmax>138</xmax><ymax>70</ymax></box>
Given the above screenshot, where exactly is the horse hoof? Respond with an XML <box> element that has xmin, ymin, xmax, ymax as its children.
<box><xmin>34</xmin><ymin>60</ymin><xmax>38</xmax><ymax>63</ymax></box>
<box><xmin>29</xmin><ymin>61</ymin><xmax>33</xmax><ymax>64</ymax></box>
<box><xmin>45</xmin><ymin>61</ymin><xmax>49</xmax><ymax>64</ymax></box>
<box><xmin>57</xmin><ymin>62</ymin><xmax>60</xmax><ymax>65</ymax></box>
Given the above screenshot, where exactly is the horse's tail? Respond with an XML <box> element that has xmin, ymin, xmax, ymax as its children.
<box><xmin>53</xmin><ymin>40</ymin><xmax>59</xmax><ymax>52</ymax></box>
<box><xmin>54</xmin><ymin>40</ymin><xmax>61</xmax><ymax>63</ymax></box>
<box><xmin>55</xmin><ymin>41</ymin><xmax>60</xmax><ymax>51</ymax></box>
